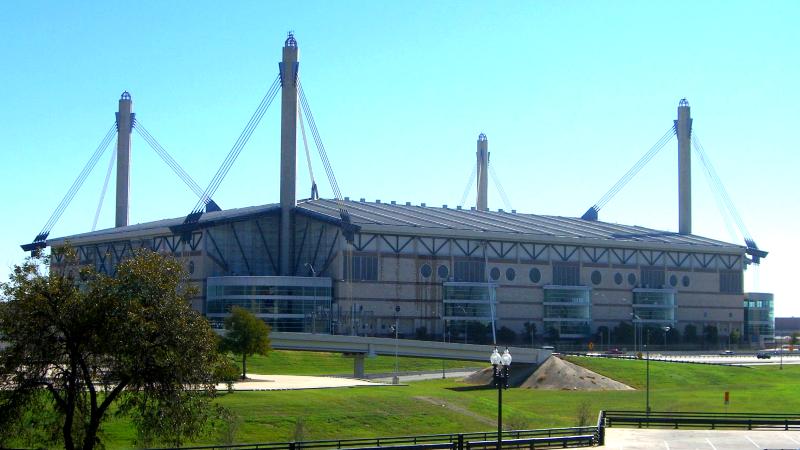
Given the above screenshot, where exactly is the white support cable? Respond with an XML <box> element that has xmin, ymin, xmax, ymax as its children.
<box><xmin>692</xmin><ymin>134</ymin><xmax>754</xmax><ymax>244</ymax></box>
<box><xmin>692</xmin><ymin>139</ymin><xmax>739</xmax><ymax>243</ymax></box>
<box><xmin>92</xmin><ymin>148</ymin><xmax>117</xmax><ymax>231</ymax></box>
<box><xmin>298</xmin><ymin>82</ymin><xmax>349</xmax><ymax>218</ymax></box>
<box><xmin>595</xmin><ymin>127</ymin><xmax>676</xmax><ymax>210</ymax></box>
<box><xmin>458</xmin><ymin>165</ymin><xmax>477</xmax><ymax>208</ymax></box>
<box><xmin>191</xmin><ymin>75</ymin><xmax>281</xmax><ymax>213</ymax></box>
<box><xmin>297</xmin><ymin>98</ymin><xmax>317</xmax><ymax>197</ymax></box>
<box><xmin>489</xmin><ymin>164</ymin><xmax>513</xmax><ymax>211</ymax></box>
<box><xmin>37</xmin><ymin>123</ymin><xmax>117</xmax><ymax>238</ymax></box>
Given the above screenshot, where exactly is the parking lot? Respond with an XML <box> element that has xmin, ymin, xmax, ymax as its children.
<box><xmin>600</xmin><ymin>428</ymin><xmax>800</xmax><ymax>449</ymax></box>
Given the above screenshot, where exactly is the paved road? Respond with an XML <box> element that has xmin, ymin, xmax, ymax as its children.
<box><xmin>600</xmin><ymin>428</ymin><xmax>800</xmax><ymax>449</ymax></box>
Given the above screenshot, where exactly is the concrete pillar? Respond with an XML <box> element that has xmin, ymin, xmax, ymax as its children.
<box><xmin>279</xmin><ymin>34</ymin><xmax>299</xmax><ymax>275</ymax></box>
<box><xmin>676</xmin><ymin>99</ymin><xmax>692</xmax><ymax>235</ymax></box>
<box><xmin>353</xmin><ymin>353</ymin><xmax>365</xmax><ymax>378</ymax></box>
<box><xmin>115</xmin><ymin>91</ymin><xmax>133</xmax><ymax>228</ymax></box>
<box><xmin>476</xmin><ymin>133</ymin><xmax>489</xmax><ymax>211</ymax></box>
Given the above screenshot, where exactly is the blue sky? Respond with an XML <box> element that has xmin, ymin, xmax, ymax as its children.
<box><xmin>1</xmin><ymin>1</ymin><xmax>797</xmax><ymax>314</ymax></box>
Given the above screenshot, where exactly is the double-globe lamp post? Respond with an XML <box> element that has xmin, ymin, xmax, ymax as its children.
<box><xmin>491</xmin><ymin>347</ymin><xmax>512</xmax><ymax>450</ymax></box>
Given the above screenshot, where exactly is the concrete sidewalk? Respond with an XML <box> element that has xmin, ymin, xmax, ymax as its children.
<box><xmin>216</xmin><ymin>374</ymin><xmax>389</xmax><ymax>391</ymax></box>
<box><xmin>599</xmin><ymin>427</ymin><xmax>800</xmax><ymax>449</ymax></box>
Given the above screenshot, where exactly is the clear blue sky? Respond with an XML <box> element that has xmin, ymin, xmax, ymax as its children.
<box><xmin>1</xmin><ymin>1</ymin><xmax>797</xmax><ymax>314</ymax></box>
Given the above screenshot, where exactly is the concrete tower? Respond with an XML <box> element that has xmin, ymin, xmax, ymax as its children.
<box><xmin>279</xmin><ymin>33</ymin><xmax>299</xmax><ymax>275</ymax></box>
<box><xmin>676</xmin><ymin>99</ymin><xmax>692</xmax><ymax>235</ymax></box>
<box><xmin>115</xmin><ymin>91</ymin><xmax>133</xmax><ymax>228</ymax></box>
<box><xmin>476</xmin><ymin>133</ymin><xmax>489</xmax><ymax>211</ymax></box>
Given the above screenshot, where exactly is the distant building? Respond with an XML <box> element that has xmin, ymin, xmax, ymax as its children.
<box><xmin>41</xmin><ymin>35</ymin><xmax>768</xmax><ymax>346</ymax></box>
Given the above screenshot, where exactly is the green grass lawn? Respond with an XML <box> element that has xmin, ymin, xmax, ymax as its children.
<box><xmin>236</xmin><ymin>350</ymin><xmax>482</xmax><ymax>376</ymax></box>
<box><xmin>54</xmin><ymin>355</ymin><xmax>800</xmax><ymax>448</ymax></box>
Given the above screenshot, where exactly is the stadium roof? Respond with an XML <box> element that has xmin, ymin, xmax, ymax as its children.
<box><xmin>49</xmin><ymin>198</ymin><xmax>744</xmax><ymax>254</ymax></box>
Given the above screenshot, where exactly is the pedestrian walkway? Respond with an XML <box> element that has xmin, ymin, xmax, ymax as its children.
<box><xmin>216</xmin><ymin>373</ymin><xmax>388</xmax><ymax>391</ymax></box>
<box><xmin>599</xmin><ymin>427</ymin><xmax>800</xmax><ymax>449</ymax></box>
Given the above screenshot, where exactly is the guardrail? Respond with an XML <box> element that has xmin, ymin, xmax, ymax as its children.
<box><xmin>166</xmin><ymin>426</ymin><xmax>600</xmax><ymax>450</ymax></box>
<box><xmin>603</xmin><ymin>410</ymin><xmax>800</xmax><ymax>430</ymax></box>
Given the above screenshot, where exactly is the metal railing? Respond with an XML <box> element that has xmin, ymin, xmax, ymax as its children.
<box><xmin>165</xmin><ymin>426</ymin><xmax>600</xmax><ymax>450</ymax></box>
<box><xmin>603</xmin><ymin>410</ymin><xmax>800</xmax><ymax>430</ymax></box>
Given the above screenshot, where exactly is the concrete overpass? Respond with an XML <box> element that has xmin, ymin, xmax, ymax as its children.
<box><xmin>269</xmin><ymin>332</ymin><xmax>552</xmax><ymax>378</ymax></box>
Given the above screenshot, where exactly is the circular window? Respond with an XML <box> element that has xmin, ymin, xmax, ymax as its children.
<box><xmin>529</xmin><ymin>268</ymin><xmax>541</xmax><ymax>283</ymax></box>
<box><xmin>669</xmin><ymin>274</ymin><xmax>678</xmax><ymax>287</ymax></box>
<box><xmin>437</xmin><ymin>265</ymin><xmax>449</xmax><ymax>279</ymax></box>
<box><xmin>506</xmin><ymin>268</ymin><xmax>516</xmax><ymax>281</ymax></box>
<box><xmin>591</xmin><ymin>270</ymin><xmax>602</xmax><ymax>285</ymax></box>
<box><xmin>420</xmin><ymin>264</ymin><xmax>432</xmax><ymax>278</ymax></box>
<box><xmin>614</xmin><ymin>273</ymin><xmax>623</xmax><ymax>285</ymax></box>
<box><xmin>490</xmin><ymin>267</ymin><xmax>501</xmax><ymax>281</ymax></box>
<box><xmin>628</xmin><ymin>273</ymin><xmax>637</xmax><ymax>286</ymax></box>
<box><xmin>682</xmin><ymin>275</ymin><xmax>690</xmax><ymax>287</ymax></box>
<box><xmin>188</xmin><ymin>261</ymin><xmax>195</xmax><ymax>274</ymax></box>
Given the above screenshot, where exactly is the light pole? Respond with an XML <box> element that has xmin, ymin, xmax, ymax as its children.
<box><xmin>457</xmin><ymin>305</ymin><xmax>468</xmax><ymax>344</ymax></box>
<box><xmin>645</xmin><ymin>329</ymin><xmax>651</xmax><ymax>415</ymax></box>
<box><xmin>491</xmin><ymin>347</ymin><xmax>512</xmax><ymax>450</ymax></box>
<box><xmin>393</xmin><ymin>305</ymin><xmax>400</xmax><ymax>384</ymax></box>
<box><xmin>661</xmin><ymin>326</ymin><xmax>670</xmax><ymax>352</ymax></box>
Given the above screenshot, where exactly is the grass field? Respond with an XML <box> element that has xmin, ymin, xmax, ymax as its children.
<box><xmin>235</xmin><ymin>350</ymin><xmax>482</xmax><ymax>376</ymax></box>
<box><xmin>49</xmin><ymin>355</ymin><xmax>800</xmax><ymax>448</ymax></box>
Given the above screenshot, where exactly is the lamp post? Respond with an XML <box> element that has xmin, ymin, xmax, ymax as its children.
<box><xmin>645</xmin><ymin>329</ymin><xmax>651</xmax><ymax>415</ymax></box>
<box><xmin>393</xmin><ymin>305</ymin><xmax>400</xmax><ymax>385</ymax></box>
<box><xmin>491</xmin><ymin>347</ymin><xmax>512</xmax><ymax>450</ymax></box>
<box><xmin>661</xmin><ymin>326</ymin><xmax>670</xmax><ymax>352</ymax></box>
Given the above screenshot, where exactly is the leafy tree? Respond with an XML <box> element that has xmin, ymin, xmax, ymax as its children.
<box><xmin>497</xmin><ymin>326</ymin><xmax>517</xmax><ymax>345</ymax></box>
<box><xmin>523</xmin><ymin>321</ymin><xmax>537</xmax><ymax>346</ymax></box>
<box><xmin>683</xmin><ymin>324</ymin><xmax>699</xmax><ymax>344</ymax></box>
<box><xmin>0</xmin><ymin>249</ymin><xmax>224</xmax><ymax>449</ymax></box>
<box><xmin>545</xmin><ymin>326</ymin><xmax>560</xmax><ymax>343</ymax></box>
<box><xmin>730</xmin><ymin>328</ymin><xmax>742</xmax><ymax>346</ymax></box>
<box><xmin>791</xmin><ymin>332</ymin><xmax>799</xmax><ymax>347</ymax></box>
<box><xmin>612</xmin><ymin>321</ymin><xmax>634</xmax><ymax>345</ymax></box>
<box><xmin>703</xmin><ymin>325</ymin><xmax>719</xmax><ymax>346</ymax></box>
<box><xmin>466</xmin><ymin>321</ymin><xmax>491</xmax><ymax>344</ymax></box>
<box><xmin>222</xmin><ymin>307</ymin><xmax>271</xmax><ymax>379</ymax></box>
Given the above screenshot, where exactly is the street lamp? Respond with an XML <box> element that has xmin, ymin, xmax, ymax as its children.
<box><xmin>491</xmin><ymin>347</ymin><xmax>512</xmax><ymax>450</ymax></box>
<box><xmin>645</xmin><ymin>329</ymin><xmax>651</xmax><ymax>415</ymax></box>
<box><xmin>393</xmin><ymin>305</ymin><xmax>400</xmax><ymax>385</ymax></box>
<box><xmin>661</xmin><ymin>326</ymin><xmax>671</xmax><ymax>352</ymax></box>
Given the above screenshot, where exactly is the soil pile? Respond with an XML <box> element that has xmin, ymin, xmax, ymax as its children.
<box><xmin>519</xmin><ymin>356</ymin><xmax>633</xmax><ymax>391</ymax></box>
<box><xmin>462</xmin><ymin>363</ymin><xmax>537</xmax><ymax>387</ymax></box>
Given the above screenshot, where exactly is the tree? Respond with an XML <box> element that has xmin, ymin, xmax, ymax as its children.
<box><xmin>683</xmin><ymin>324</ymin><xmax>699</xmax><ymax>344</ymax></box>
<box><xmin>523</xmin><ymin>321</ymin><xmax>537</xmax><ymax>346</ymax></box>
<box><xmin>497</xmin><ymin>326</ymin><xmax>517</xmax><ymax>345</ymax></box>
<box><xmin>0</xmin><ymin>249</ymin><xmax>224</xmax><ymax>449</ymax></box>
<box><xmin>791</xmin><ymin>332</ymin><xmax>799</xmax><ymax>347</ymax></box>
<box><xmin>222</xmin><ymin>307</ymin><xmax>271</xmax><ymax>379</ymax></box>
<box><xmin>612</xmin><ymin>321</ymin><xmax>634</xmax><ymax>345</ymax></box>
<box><xmin>703</xmin><ymin>325</ymin><xmax>719</xmax><ymax>346</ymax></box>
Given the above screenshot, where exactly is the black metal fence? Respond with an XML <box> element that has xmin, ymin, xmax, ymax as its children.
<box><xmin>163</xmin><ymin>426</ymin><xmax>600</xmax><ymax>450</ymax></box>
<box><xmin>603</xmin><ymin>410</ymin><xmax>800</xmax><ymax>430</ymax></box>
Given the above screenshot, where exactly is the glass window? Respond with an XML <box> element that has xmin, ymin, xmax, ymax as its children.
<box><xmin>506</xmin><ymin>268</ymin><xmax>516</xmax><ymax>281</ymax></box>
<box><xmin>640</xmin><ymin>267</ymin><xmax>665</xmax><ymax>288</ymax></box>
<box><xmin>490</xmin><ymin>267</ymin><xmax>501</xmax><ymax>281</ymax></box>
<box><xmin>682</xmin><ymin>275</ymin><xmax>690</xmax><ymax>287</ymax></box>
<box><xmin>591</xmin><ymin>270</ymin><xmax>602</xmax><ymax>285</ymax></box>
<box><xmin>454</xmin><ymin>260</ymin><xmax>486</xmax><ymax>282</ymax></box>
<box><xmin>628</xmin><ymin>273</ymin><xmax>637</xmax><ymax>286</ymax></box>
<box><xmin>552</xmin><ymin>262</ymin><xmax>580</xmax><ymax>286</ymax></box>
<box><xmin>347</xmin><ymin>255</ymin><xmax>378</xmax><ymax>281</ymax></box>
<box><xmin>614</xmin><ymin>273</ymin><xmax>623</xmax><ymax>285</ymax></box>
<box><xmin>669</xmin><ymin>274</ymin><xmax>678</xmax><ymax>287</ymax></box>
<box><xmin>437</xmin><ymin>265</ymin><xmax>449</xmax><ymax>279</ymax></box>
<box><xmin>529</xmin><ymin>268</ymin><xmax>541</xmax><ymax>283</ymax></box>
<box><xmin>720</xmin><ymin>270</ymin><xmax>742</xmax><ymax>294</ymax></box>
<box><xmin>420</xmin><ymin>264</ymin><xmax>432</xmax><ymax>278</ymax></box>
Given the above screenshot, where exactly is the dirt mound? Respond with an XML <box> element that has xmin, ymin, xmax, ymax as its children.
<box><xmin>462</xmin><ymin>363</ymin><xmax>537</xmax><ymax>387</ymax></box>
<box><xmin>519</xmin><ymin>357</ymin><xmax>633</xmax><ymax>391</ymax></box>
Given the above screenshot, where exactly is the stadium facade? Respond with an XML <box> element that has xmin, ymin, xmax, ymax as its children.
<box><xmin>46</xmin><ymin>35</ymin><xmax>771</xmax><ymax>346</ymax></box>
